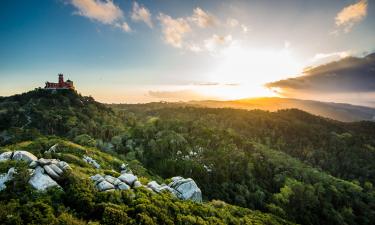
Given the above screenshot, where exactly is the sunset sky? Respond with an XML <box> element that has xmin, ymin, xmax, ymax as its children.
<box><xmin>1</xmin><ymin>0</ymin><xmax>374</xmax><ymax>105</ymax></box>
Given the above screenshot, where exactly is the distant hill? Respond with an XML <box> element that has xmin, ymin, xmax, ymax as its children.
<box><xmin>186</xmin><ymin>97</ymin><xmax>375</xmax><ymax>122</ymax></box>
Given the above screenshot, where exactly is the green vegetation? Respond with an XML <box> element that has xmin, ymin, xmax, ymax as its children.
<box><xmin>1</xmin><ymin>89</ymin><xmax>375</xmax><ymax>224</ymax></box>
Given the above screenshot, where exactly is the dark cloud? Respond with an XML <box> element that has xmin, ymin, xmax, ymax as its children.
<box><xmin>266</xmin><ymin>53</ymin><xmax>375</xmax><ymax>93</ymax></box>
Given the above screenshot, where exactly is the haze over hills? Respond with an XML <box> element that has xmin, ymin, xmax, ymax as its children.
<box><xmin>187</xmin><ymin>97</ymin><xmax>375</xmax><ymax>122</ymax></box>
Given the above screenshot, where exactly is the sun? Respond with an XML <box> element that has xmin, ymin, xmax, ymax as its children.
<box><xmin>197</xmin><ymin>43</ymin><xmax>303</xmax><ymax>100</ymax></box>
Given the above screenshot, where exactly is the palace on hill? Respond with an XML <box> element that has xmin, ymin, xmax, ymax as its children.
<box><xmin>45</xmin><ymin>74</ymin><xmax>75</xmax><ymax>90</ymax></box>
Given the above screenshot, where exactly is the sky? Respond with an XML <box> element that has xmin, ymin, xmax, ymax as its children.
<box><xmin>0</xmin><ymin>0</ymin><xmax>374</xmax><ymax>105</ymax></box>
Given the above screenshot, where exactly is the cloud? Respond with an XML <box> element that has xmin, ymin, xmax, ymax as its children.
<box><xmin>204</xmin><ymin>34</ymin><xmax>233</xmax><ymax>52</ymax></box>
<box><xmin>116</xmin><ymin>22</ymin><xmax>131</xmax><ymax>32</ymax></box>
<box><xmin>335</xmin><ymin>0</ymin><xmax>367</xmax><ymax>33</ymax></box>
<box><xmin>191</xmin><ymin>7</ymin><xmax>217</xmax><ymax>28</ymax></box>
<box><xmin>226</xmin><ymin>18</ymin><xmax>239</xmax><ymax>27</ymax></box>
<box><xmin>158</xmin><ymin>13</ymin><xmax>191</xmax><ymax>48</ymax></box>
<box><xmin>70</xmin><ymin>0</ymin><xmax>123</xmax><ymax>24</ymax></box>
<box><xmin>312</xmin><ymin>51</ymin><xmax>351</xmax><ymax>61</ymax></box>
<box><xmin>69</xmin><ymin>0</ymin><xmax>133</xmax><ymax>33</ymax></box>
<box><xmin>266</xmin><ymin>52</ymin><xmax>375</xmax><ymax>93</ymax></box>
<box><xmin>131</xmin><ymin>1</ymin><xmax>153</xmax><ymax>28</ymax></box>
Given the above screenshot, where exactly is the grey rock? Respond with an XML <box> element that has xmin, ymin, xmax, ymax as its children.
<box><xmin>117</xmin><ymin>182</ymin><xmax>130</xmax><ymax>190</ymax></box>
<box><xmin>47</xmin><ymin>144</ymin><xmax>59</xmax><ymax>153</ymax></box>
<box><xmin>90</xmin><ymin>174</ymin><xmax>103</xmax><ymax>182</ymax></box>
<box><xmin>118</xmin><ymin>173</ymin><xmax>138</xmax><ymax>186</ymax></box>
<box><xmin>12</xmin><ymin>151</ymin><xmax>37</xmax><ymax>163</ymax></box>
<box><xmin>147</xmin><ymin>181</ymin><xmax>162</xmax><ymax>192</ymax></box>
<box><xmin>104</xmin><ymin>175</ymin><xmax>121</xmax><ymax>185</ymax></box>
<box><xmin>133</xmin><ymin>180</ymin><xmax>142</xmax><ymax>188</ymax></box>
<box><xmin>0</xmin><ymin>151</ymin><xmax>12</xmax><ymax>162</ymax></box>
<box><xmin>83</xmin><ymin>155</ymin><xmax>100</xmax><ymax>169</ymax></box>
<box><xmin>29</xmin><ymin>161</ymin><xmax>38</xmax><ymax>168</ymax></box>
<box><xmin>29</xmin><ymin>166</ymin><xmax>60</xmax><ymax>191</ymax></box>
<box><xmin>49</xmin><ymin>164</ymin><xmax>64</xmax><ymax>176</ymax></box>
<box><xmin>97</xmin><ymin>180</ymin><xmax>115</xmax><ymax>191</ymax></box>
<box><xmin>43</xmin><ymin>165</ymin><xmax>60</xmax><ymax>180</ymax></box>
<box><xmin>0</xmin><ymin>167</ymin><xmax>16</xmax><ymax>191</ymax></box>
<box><xmin>38</xmin><ymin>158</ymin><xmax>59</xmax><ymax>166</ymax></box>
<box><xmin>57</xmin><ymin>161</ymin><xmax>71</xmax><ymax>171</ymax></box>
<box><xmin>169</xmin><ymin>177</ymin><xmax>202</xmax><ymax>203</ymax></box>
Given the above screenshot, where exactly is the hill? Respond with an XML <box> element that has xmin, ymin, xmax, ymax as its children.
<box><xmin>186</xmin><ymin>97</ymin><xmax>375</xmax><ymax>122</ymax></box>
<box><xmin>0</xmin><ymin>137</ymin><xmax>292</xmax><ymax>225</ymax></box>
<box><xmin>1</xmin><ymin>89</ymin><xmax>375</xmax><ymax>225</ymax></box>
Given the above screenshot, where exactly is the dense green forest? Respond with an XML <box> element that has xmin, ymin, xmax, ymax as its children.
<box><xmin>1</xmin><ymin>89</ymin><xmax>375</xmax><ymax>225</ymax></box>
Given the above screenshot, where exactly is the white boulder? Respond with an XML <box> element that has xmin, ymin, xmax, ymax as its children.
<box><xmin>97</xmin><ymin>180</ymin><xmax>115</xmax><ymax>191</ymax></box>
<box><xmin>147</xmin><ymin>181</ymin><xmax>163</xmax><ymax>193</ymax></box>
<box><xmin>47</xmin><ymin>144</ymin><xmax>59</xmax><ymax>153</ymax></box>
<box><xmin>43</xmin><ymin>165</ymin><xmax>60</xmax><ymax>180</ymax></box>
<box><xmin>0</xmin><ymin>167</ymin><xmax>16</xmax><ymax>191</ymax></box>
<box><xmin>49</xmin><ymin>164</ymin><xmax>64</xmax><ymax>176</ymax></box>
<box><xmin>169</xmin><ymin>177</ymin><xmax>202</xmax><ymax>203</ymax></box>
<box><xmin>57</xmin><ymin>161</ymin><xmax>71</xmax><ymax>171</ymax></box>
<box><xmin>118</xmin><ymin>173</ymin><xmax>138</xmax><ymax>186</ymax></box>
<box><xmin>133</xmin><ymin>180</ymin><xmax>142</xmax><ymax>188</ymax></box>
<box><xmin>83</xmin><ymin>155</ymin><xmax>100</xmax><ymax>169</ymax></box>
<box><xmin>38</xmin><ymin>158</ymin><xmax>59</xmax><ymax>166</ymax></box>
<box><xmin>117</xmin><ymin>182</ymin><xmax>130</xmax><ymax>190</ymax></box>
<box><xmin>12</xmin><ymin>151</ymin><xmax>37</xmax><ymax>163</ymax></box>
<box><xmin>104</xmin><ymin>175</ymin><xmax>121</xmax><ymax>186</ymax></box>
<box><xmin>0</xmin><ymin>151</ymin><xmax>12</xmax><ymax>162</ymax></box>
<box><xmin>29</xmin><ymin>167</ymin><xmax>60</xmax><ymax>191</ymax></box>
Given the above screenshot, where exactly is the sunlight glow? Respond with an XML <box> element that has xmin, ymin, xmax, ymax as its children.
<box><xmin>199</xmin><ymin>42</ymin><xmax>303</xmax><ymax>100</ymax></box>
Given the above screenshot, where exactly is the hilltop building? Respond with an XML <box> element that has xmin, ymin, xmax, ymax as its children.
<box><xmin>45</xmin><ymin>74</ymin><xmax>75</xmax><ymax>90</ymax></box>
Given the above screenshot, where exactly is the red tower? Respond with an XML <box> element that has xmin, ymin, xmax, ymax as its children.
<box><xmin>58</xmin><ymin>74</ymin><xmax>64</xmax><ymax>87</ymax></box>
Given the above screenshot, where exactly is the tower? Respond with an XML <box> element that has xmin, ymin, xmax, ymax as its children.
<box><xmin>58</xmin><ymin>74</ymin><xmax>64</xmax><ymax>85</ymax></box>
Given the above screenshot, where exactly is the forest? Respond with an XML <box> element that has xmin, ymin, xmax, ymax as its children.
<box><xmin>1</xmin><ymin>89</ymin><xmax>375</xmax><ymax>225</ymax></box>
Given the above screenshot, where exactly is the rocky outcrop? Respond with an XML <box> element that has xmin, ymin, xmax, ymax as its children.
<box><xmin>0</xmin><ymin>151</ymin><xmax>13</xmax><ymax>162</ymax></box>
<box><xmin>90</xmin><ymin>170</ymin><xmax>202</xmax><ymax>203</ymax></box>
<box><xmin>91</xmin><ymin>174</ymin><xmax>132</xmax><ymax>191</ymax></box>
<box><xmin>0</xmin><ymin>167</ymin><xmax>16</xmax><ymax>191</ymax></box>
<box><xmin>29</xmin><ymin>166</ymin><xmax>60</xmax><ymax>191</ymax></box>
<box><xmin>83</xmin><ymin>155</ymin><xmax>100</xmax><ymax>169</ymax></box>
<box><xmin>0</xmin><ymin>150</ymin><xmax>71</xmax><ymax>192</ymax></box>
<box><xmin>147</xmin><ymin>181</ymin><xmax>176</xmax><ymax>194</ymax></box>
<box><xmin>118</xmin><ymin>173</ymin><xmax>138</xmax><ymax>186</ymax></box>
<box><xmin>168</xmin><ymin>177</ymin><xmax>202</xmax><ymax>203</ymax></box>
<box><xmin>12</xmin><ymin>151</ymin><xmax>38</xmax><ymax>163</ymax></box>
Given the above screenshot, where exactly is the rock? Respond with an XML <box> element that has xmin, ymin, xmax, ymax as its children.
<box><xmin>0</xmin><ymin>151</ymin><xmax>12</xmax><ymax>162</ymax></box>
<box><xmin>29</xmin><ymin>166</ymin><xmax>60</xmax><ymax>191</ymax></box>
<box><xmin>97</xmin><ymin>180</ymin><xmax>115</xmax><ymax>191</ymax></box>
<box><xmin>147</xmin><ymin>181</ymin><xmax>162</xmax><ymax>192</ymax></box>
<box><xmin>83</xmin><ymin>155</ymin><xmax>100</xmax><ymax>169</ymax></box>
<box><xmin>12</xmin><ymin>151</ymin><xmax>37</xmax><ymax>163</ymax></box>
<box><xmin>49</xmin><ymin>164</ymin><xmax>64</xmax><ymax>176</ymax></box>
<box><xmin>29</xmin><ymin>161</ymin><xmax>38</xmax><ymax>168</ymax></box>
<box><xmin>120</xmin><ymin>163</ymin><xmax>127</xmax><ymax>170</ymax></box>
<box><xmin>47</xmin><ymin>144</ymin><xmax>59</xmax><ymax>153</ymax></box>
<box><xmin>118</xmin><ymin>173</ymin><xmax>138</xmax><ymax>186</ymax></box>
<box><xmin>104</xmin><ymin>175</ymin><xmax>121</xmax><ymax>185</ymax></box>
<box><xmin>171</xmin><ymin>176</ymin><xmax>183</xmax><ymax>182</ymax></box>
<box><xmin>133</xmin><ymin>180</ymin><xmax>142</xmax><ymax>188</ymax></box>
<box><xmin>117</xmin><ymin>182</ymin><xmax>130</xmax><ymax>190</ymax></box>
<box><xmin>38</xmin><ymin>158</ymin><xmax>59</xmax><ymax>166</ymax></box>
<box><xmin>0</xmin><ymin>167</ymin><xmax>16</xmax><ymax>191</ymax></box>
<box><xmin>43</xmin><ymin>165</ymin><xmax>60</xmax><ymax>180</ymax></box>
<box><xmin>90</xmin><ymin>174</ymin><xmax>103</xmax><ymax>182</ymax></box>
<box><xmin>57</xmin><ymin>161</ymin><xmax>71</xmax><ymax>171</ymax></box>
<box><xmin>169</xmin><ymin>177</ymin><xmax>202</xmax><ymax>203</ymax></box>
